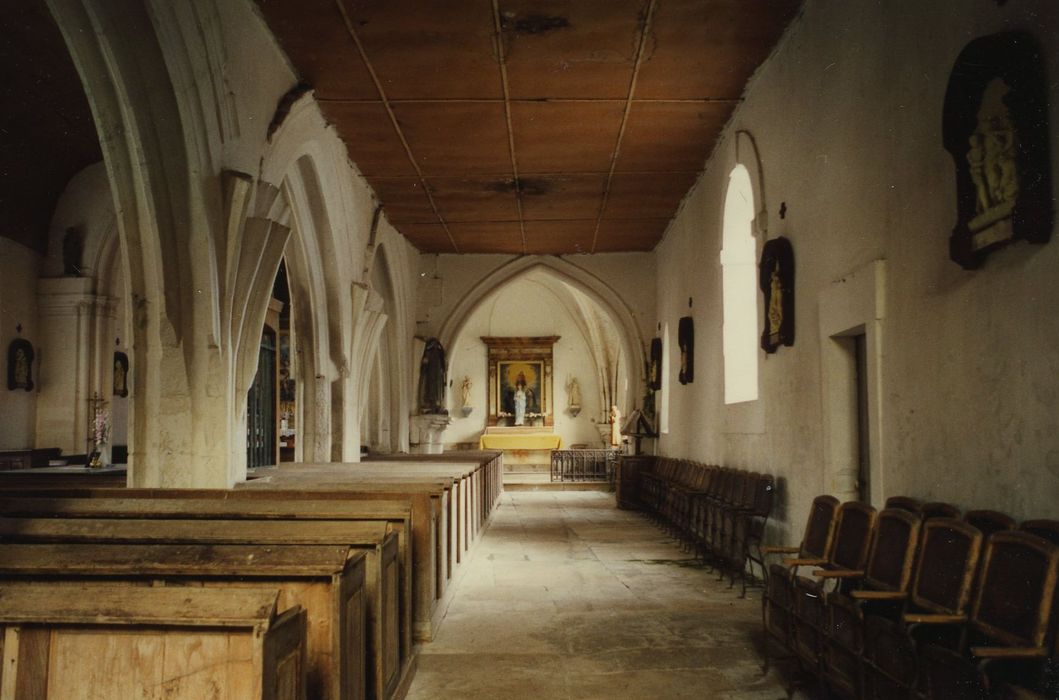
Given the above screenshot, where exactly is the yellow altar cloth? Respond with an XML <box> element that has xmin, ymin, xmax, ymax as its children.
<box><xmin>478</xmin><ymin>434</ymin><xmax>562</xmax><ymax>450</ymax></box>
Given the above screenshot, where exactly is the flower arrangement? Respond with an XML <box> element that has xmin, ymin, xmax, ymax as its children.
<box><xmin>93</xmin><ymin>406</ymin><xmax>110</xmax><ymax>447</ymax></box>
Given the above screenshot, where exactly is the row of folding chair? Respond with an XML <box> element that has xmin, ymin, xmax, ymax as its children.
<box><xmin>761</xmin><ymin>494</ymin><xmax>1059</xmax><ymax>699</ymax></box>
<box><xmin>637</xmin><ymin>458</ymin><xmax>775</xmax><ymax>596</ymax></box>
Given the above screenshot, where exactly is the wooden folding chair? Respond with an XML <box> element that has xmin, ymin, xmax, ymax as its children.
<box><xmin>857</xmin><ymin>517</ymin><xmax>983</xmax><ymax>698</ymax></box>
<box><xmin>759</xmin><ymin>494</ymin><xmax>840</xmax><ymax>673</ymax></box>
<box><xmin>918</xmin><ymin>531</ymin><xmax>1059</xmax><ymax>699</ymax></box>
<box><xmin>818</xmin><ymin>508</ymin><xmax>922</xmax><ymax>698</ymax></box>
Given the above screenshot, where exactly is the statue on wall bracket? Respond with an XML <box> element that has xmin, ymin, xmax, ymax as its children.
<box><xmin>417</xmin><ymin>338</ymin><xmax>448</xmax><ymax>414</ymax></box>
<box><xmin>759</xmin><ymin>237</ymin><xmax>795</xmax><ymax>353</ymax></box>
<box><xmin>943</xmin><ymin>31</ymin><xmax>1052</xmax><ymax>270</ymax></box>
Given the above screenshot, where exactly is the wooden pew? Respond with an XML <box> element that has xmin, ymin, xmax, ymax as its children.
<box><xmin>0</xmin><ymin>517</ymin><xmax>404</xmax><ymax>700</ymax></box>
<box><xmin>0</xmin><ymin>485</ymin><xmax>442</xmax><ymax>643</ymax></box>
<box><xmin>0</xmin><ymin>494</ymin><xmax>415</xmax><ymax>666</ymax></box>
<box><xmin>0</xmin><ymin>543</ymin><xmax>365</xmax><ymax>700</ymax></box>
<box><xmin>0</xmin><ymin>583</ymin><xmax>306</xmax><ymax>699</ymax></box>
<box><xmin>0</xmin><ymin>451</ymin><xmax>504</xmax><ymax>645</ymax></box>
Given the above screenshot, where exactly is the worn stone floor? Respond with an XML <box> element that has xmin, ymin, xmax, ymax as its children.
<box><xmin>406</xmin><ymin>491</ymin><xmax>797</xmax><ymax>699</ymax></box>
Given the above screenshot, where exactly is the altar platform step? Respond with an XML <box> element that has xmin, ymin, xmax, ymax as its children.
<box><xmin>504</xmin><ymin>462</ymin><xmax>549</xmax><ymax>474</ymax></box>
<box><xmin>502</xmin><ymin>472</ymin><xmax>611</xmax><ymax>492</ymax></box>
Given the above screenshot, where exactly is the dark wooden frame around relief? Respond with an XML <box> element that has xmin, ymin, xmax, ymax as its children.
<box><xmin>648</xmin><ymin>338</ymin><xmax>662</xmax><ymax>391</ymax></box>
<box><xmin>7</xmin><ymin>339</ymin><xmax>34</xmax><ymax>391</ymax></box>
<box><xmin>113</xmin><ymin>352</ymin><xmax>129</xmax><ymax>397</ymax></box>
<box><xmin>760</xmin><ymin>237</ymin><xmax>795</xmax><ymax>353</ymax></box>
<box><xmin>944</xmin><ymin>31</ymin><xmax>1052</xmax><ymax>269</ymax></box>
<box><xmin>677</xmin><ymin>317</ymin><xmax>693</xmax><ymax>385</ymax></box>
<box><xmin>481</xmin><ymin>336</ymin><xmax>559</xmax><ymax>427</ymax></box>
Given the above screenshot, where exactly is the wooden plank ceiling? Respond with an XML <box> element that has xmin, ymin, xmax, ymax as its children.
<box><xmin>259</xmin><ymin>0</ymin><xmax>801</xmax><ymax>254</ymax></box>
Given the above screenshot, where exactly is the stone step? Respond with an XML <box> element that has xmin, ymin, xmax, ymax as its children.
<box><xmin>504</xmin><ymin>463</ymin><xmax>550</xmax><ymax>474</ymax></box>
<box><xmin>504</xmin><ymin>481</ymin><xmax>611</xmax><ymax>492</ymax></box>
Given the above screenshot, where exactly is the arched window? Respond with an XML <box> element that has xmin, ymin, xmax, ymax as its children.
<box><xmin>659</xmin><ymin>322</ymin><xmax>671</xmax><ymax>433</ymax></box>
<box><xmin>721</xmin><ymin>165</ymin><xmax>758</xmax><ymax>404</ymax></box>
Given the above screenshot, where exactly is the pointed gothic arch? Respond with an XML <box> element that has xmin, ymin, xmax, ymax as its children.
<box><xmin>438</xmin><ymin>256</ymin><xmax>647</xmax><ymax>414</ymax></box>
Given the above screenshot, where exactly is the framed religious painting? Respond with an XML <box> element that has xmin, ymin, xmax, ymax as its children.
<box><xmin>648</xmin><ymin>337</ymin><xmax>662</xmax><ymax>391</ymax></box>
<box><xmin>7</xmin><ymin>339</ymin><xmax>34</xmax><ymax>391</ymax></box>
<box><xmin>759</xmin><ymin>237</ymin><xmax>795</xmax><ymax>353</ymax></box>
<box><xmin>677</xmin><ymin>317</ymin><xmax>694</xmax><ymax>385</ymax></box>
<box><xmin>943</xmin><ymin>31</ymin><xmax>1052</xmax><ymax>269</ymax></box>
<box><xmin>481</xmin><ymin>336</ymin><xmax>558</xmax><ymax>427</ymax></box>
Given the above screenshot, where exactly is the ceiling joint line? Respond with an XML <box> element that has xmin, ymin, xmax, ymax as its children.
<box><xmin>590</xmin><ymin>0</ymin><xmax>658</xmax><ymax>254</ymax></box>
<box><xmin>490</xmin><ymin>0</ymin><xmax>527</xmax><ymax>255</ymax></box>
<box><xmin>334</xmin><ymin>0</ymin><xmax>460</xmax><ymax>254</ymax></box>
<box><xmin>315</xmin><ymin>97</ymin><xmax>742</xmax><ymax>105</ymax></box>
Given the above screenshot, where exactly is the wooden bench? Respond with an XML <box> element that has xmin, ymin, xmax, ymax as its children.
<box><xmin>0</xmin><ymin>494</ymin><xmax>415</xmax><ymax>664</ymax></box>
<box><xmin>0</xmin><ymin>543</ymin><xmax>366</xmax><ymax>700</ymax></box>
<box><xmin>1</xmin><ymin>486</ymin><xmax>443</xmax><ymax>644</ymax></box>
<box><xmin>0</xmin><ymin>517</ymin><xmax>404</xmax><ymax>700</ymax></box>
<box><xmin>0</xmin><ymin>583</ymin><xmax>306</xmax><ymax>699</ymax></box>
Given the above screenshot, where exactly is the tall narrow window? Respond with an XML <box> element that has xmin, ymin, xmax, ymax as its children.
<box><xmin>721</xmin><ymin>165</ymin><xmax>758</xmax><ymax>404</ymax></box>
<box><xmin>659</xmin><ymin>323</ymin><xmax>670</xmax><ymax>433</ymax></box>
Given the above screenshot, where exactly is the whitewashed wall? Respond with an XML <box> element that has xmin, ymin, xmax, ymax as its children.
<box><xmin>655</xmin><ymin>0</ymin><xmax>1059</xmax><ymax>542</ymax></box>
<box><xmin>445</xmin><ymin>275</ymin><xmax>609</xmax><ymax>448</ymax></box>
<box><xmin>0</xmin><ymin>239</ymin><xmax>42</xmax><ymax>449</ymax></box>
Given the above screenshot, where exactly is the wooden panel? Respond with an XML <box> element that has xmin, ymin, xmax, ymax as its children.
<box><xmin>15</xmin><ymin>627</ymin><xmax>49</xmax><ymax>700</ymax></box>
<box><xmin>255</xmin><ymin>0</ymin><xmax>377</xmax><ymax>100</ymax></box>
<box><xmin>523</xmin><ymin>220</ymin><xmax>596</xmax><ymax>255</ymax></box>
<box><xmin>425</xmin><ymin>177</ymin><xmax>520</xmax><ymax>222</ymax></box>
<box><xmin>500</xmin><ymin>0</ymin><xmax>642</xmax><ymax>99</ymax></box>
<box><xmin>339</xmin><ymin>0</ymin><xmax>501</xmax><ymax>100</ymax></box>
<box><xmin>322</xmin><ymin>102</ymin><xmax>416</xmax><ymax>178</ymax></box>
<box><xmin>391</xmin><ymin>102</ymin><xmax>512</xmax><ymax>176</ymax></box>
<box><xmin>593</xmin><ymin>218</ymin><xmax>669</xmax><ymax>251</ymax></box>
<box><xmin>519</xmin><ymin>175</ymin><xmax>606</xmax><ymax>221</ymax></box>
<box><xmin>512</xmin><ymin>101</ymin><xmax>623</xmax><ymax>173</ymax></box>
<box><xmin>446</xmin><ymin>222</ymin><xmax>525</xmax><ymax>254</ymax></box>
<box><xmin>616</xmin><ymin>101</ymin><xmax>732</xmax><ymax>172</ymax></box>
<box><xmin>368</xmin><ymin>178</ymin><xmax>437</xmax><ymax>224</ymax></box>
<box><xmin>604</xmin><ymin>172</ymin><xmax>699</xmax><ymax>219</ymax></box>
<box><xmin>635</xmin><ymin>0</ymin><xmax>800</xmax><ymax>99</ymax></box>
<box><xmin>393</xmin><ymin>223</ymin><xmax>456</xmax><ymax>253</ymax></box>
<box><xmin>0</xmin><ymin>546</ymin><xmax>365</xmax><ymax>700</ymax></box>
<box><xmin>263</xmin><ymin>607</ymin><xmax>308</xmax><ymax>700</ymax></box>
<box><xmin>0</xmin><ymin>584</ymin><xmax>280</xmax><ymax>627</ymax></box>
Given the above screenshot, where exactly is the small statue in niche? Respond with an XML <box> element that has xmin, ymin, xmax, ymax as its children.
<box><xmin>7</xmin><ymin>339</ymin><xmax>34</xmax><ymax>391</ymax></box>
<box><xmin>459</xmin><ymin>376</ymin><xmax>473</xmax><ymax>417</ymax></box>
<box><xmin>417</xmin><ymin>338</ymin><xmax>448</xmax><ymax>414</ymax></box>
<box><xmin>565</xmin><ymin>376</ymin><xmax>582</xmax><ymax>417</ymax></box>
<box><xmin>609</xmin><ymin>405</ymin><xmax>622</xmax><ymax>447</ymax></box>
<box><xmin>759</xmin><ymin>236</ymin><xmax>795</xmax><ymax>353</ymax></box>
<box><xmin>967</xmin><ymin>78</ymin><xmax>1020</xmax><ymax>232</ymax></box>
<box><xmin>62</xmin><ymin>227</ymin><xmax>83</xmax><ymax>276</ymax></box>
<box><xmin>113</xmin><ymin>352</ymin><xmax>129</xmax><ymax>398</ymax></box>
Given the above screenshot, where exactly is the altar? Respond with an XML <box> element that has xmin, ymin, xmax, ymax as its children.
<box><xmin>478</xmin><ymin>432</ymin><xmax>561</xmax><ymax>450</ymax></box>
<box><xmin>478</xmin><ymin>426</ymin><xmax>560</xmax><ymax>476</ymax></box>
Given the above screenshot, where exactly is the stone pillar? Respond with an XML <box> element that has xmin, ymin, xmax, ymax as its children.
<box><xmin>410</xmin><ymin>414</ymin><xmax>452</xmax><ymax>454</ymax></box>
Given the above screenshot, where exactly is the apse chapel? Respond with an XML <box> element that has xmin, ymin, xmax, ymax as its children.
<box><xmin>0</xmin><ymin>0</ymin><xmax>1057</xmax><ymax>698</ymax></box>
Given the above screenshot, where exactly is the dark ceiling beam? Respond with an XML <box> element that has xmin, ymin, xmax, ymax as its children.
<box><xmin>490</xmin><ymin>0</ymin><xmax>527</xmax><ymax>255</ymax></box>
<box><xmin>590</xmin><ymin>0</ymin><xmax>658</xmax><ymax>254</ymax></box>
<box><xmin>333</xmin><ymin>0</ymin><xmax>460</xmax><ymax>253</ymax></box>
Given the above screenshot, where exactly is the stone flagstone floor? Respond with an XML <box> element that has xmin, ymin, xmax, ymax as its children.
<box><xmin>406</xmin><ymin>490</ymin><xmax>799</xmax><ymax>699</ymax></box>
